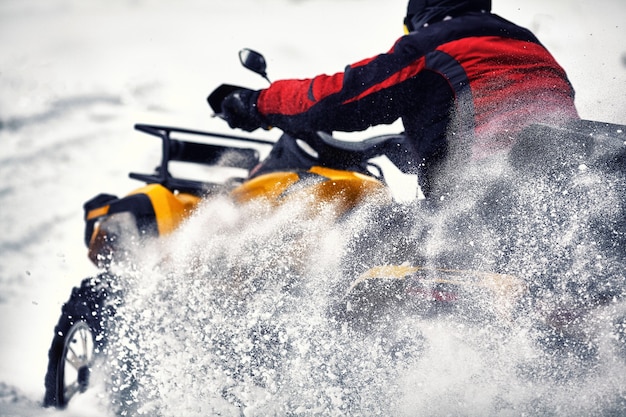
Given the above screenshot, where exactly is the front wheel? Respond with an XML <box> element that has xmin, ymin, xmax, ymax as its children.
<box><xmin>43</xmin><ymin>274</ymin><xmax>116</xmax><ymax>408</ymax></box>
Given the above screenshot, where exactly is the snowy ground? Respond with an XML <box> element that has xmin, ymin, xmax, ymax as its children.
<box><xmin>1</xmin><ymin>0</ymin><xmax>625</xmax><ymax>416</ymax></box>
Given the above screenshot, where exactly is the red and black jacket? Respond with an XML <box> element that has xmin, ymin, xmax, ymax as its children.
<box><xmin>256</xmin><ymin>12</ymin><xmax>579</xmax><ymax>191</ymax></box>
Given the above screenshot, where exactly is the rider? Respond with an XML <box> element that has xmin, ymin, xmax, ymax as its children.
<box><xmin>220</xmin><ymin>0</ymin><xmax>580</xmax><ymax>199</ymax></box>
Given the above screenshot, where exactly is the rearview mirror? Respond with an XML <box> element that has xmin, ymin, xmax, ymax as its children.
<box><xmin>239</xmin><ymin>48</ymin><xmax>270</xmax><ymax>83</ymax></box>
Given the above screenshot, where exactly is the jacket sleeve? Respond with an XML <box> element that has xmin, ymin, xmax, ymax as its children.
<box><xmin>256</xmin><ymin>38</ymin><xmax>428</xmax><ymax>134</ymax></box>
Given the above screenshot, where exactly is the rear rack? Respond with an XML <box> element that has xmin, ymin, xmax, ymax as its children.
<box><xmin>130</xmin><ymin>124</ymin><xmax>274</xmax><ymax>195</ymax></box>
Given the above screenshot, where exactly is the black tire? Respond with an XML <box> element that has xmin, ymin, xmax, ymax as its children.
<box><xmin>43</xmin><ymin>274</ymin><xmax>115</xmax><ymax>408</ymax></box>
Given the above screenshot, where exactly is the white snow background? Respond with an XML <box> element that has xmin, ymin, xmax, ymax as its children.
<box><xmin>1</xmin><ymin>0</ymin><xmax>625</xmax><ymax>416</ymax></box>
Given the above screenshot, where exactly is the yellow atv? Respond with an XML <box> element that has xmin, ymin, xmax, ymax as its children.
<box><xmin>42</xmin><ymin>49</ymin><xmax>626</xmax><ymax>411</ymax></box>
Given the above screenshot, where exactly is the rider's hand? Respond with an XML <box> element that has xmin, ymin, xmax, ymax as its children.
<box><xmin>221</xmin><ymin>88</ymin><xmax>267</xmax><ymax>132</ymax></box>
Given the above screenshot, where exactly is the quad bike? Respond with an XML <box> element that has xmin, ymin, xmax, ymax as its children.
<box><xmin>43</xmin><ymin>49</ymin><xmax>626</xmax><ymax>410</ymax></box>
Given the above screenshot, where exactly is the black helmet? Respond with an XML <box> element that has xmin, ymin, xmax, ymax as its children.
<box><xmin>404</xmin><ymin>0</ymin><xmax>491</xmax><ymax>32</ymax></box>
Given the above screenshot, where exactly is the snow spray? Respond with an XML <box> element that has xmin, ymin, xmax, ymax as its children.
<box><xmin>101</xmin><ymin>150</ymin><xmax>626</xmax><ymax>416</ymax></box>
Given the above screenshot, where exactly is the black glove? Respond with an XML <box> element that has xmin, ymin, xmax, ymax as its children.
<box><xmin>220</xmin><ymin>88</ymin><xmax>267</xmax><ymax>132</ymax></box>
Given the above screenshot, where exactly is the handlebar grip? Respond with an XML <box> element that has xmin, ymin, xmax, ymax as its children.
<box><xmin>207</xmin><ymin>84</ymin><xmax>246</xmax><ymax>113</ymax></box>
